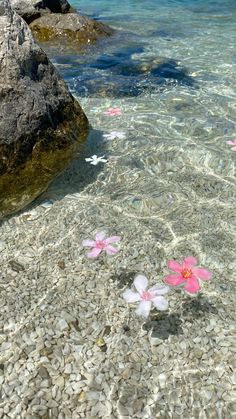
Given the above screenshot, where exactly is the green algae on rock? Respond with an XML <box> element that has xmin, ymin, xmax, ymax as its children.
<box><xmin>29</xmin><ymin>12</ymin><xmax>114</xmax><ymax>47</ymax></box>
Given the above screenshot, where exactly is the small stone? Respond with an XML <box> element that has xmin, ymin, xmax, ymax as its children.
<box><xmin>56</xmin><ymin>319</ymin><xmax>68</xmax><ymax>332</ymax></box>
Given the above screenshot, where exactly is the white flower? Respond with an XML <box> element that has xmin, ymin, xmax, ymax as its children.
<box><xmin>103</xmin><ymin>131</ymin><xmax>126</xmax><ymax>141</ymax></box>
<box><xmin>85</xmin><ymin>155</ymin><xmax>107</xmax><ymax>165</ymax></box>
<box><xmin>122</xmin><ymin>274</ymin><xmax>170</xmax><ymax>318</ymax></box>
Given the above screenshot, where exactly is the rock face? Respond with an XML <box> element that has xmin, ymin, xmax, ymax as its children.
<box><xmin>29</xmin><ymin>12</ymin><xmax>114</xmax><ymax>45</ymax></box>
<box><xmin>0</xmin><ymin>0</ymin><xmax>89</xmax><ymax>217</ymax></box>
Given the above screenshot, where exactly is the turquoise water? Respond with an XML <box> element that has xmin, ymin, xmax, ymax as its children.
<box><xmin>1</xmin><ymin>2</ymin><xmax>236</xmax><ymax>417</ymax></box>
<box><xmin>47</xmin><ymin>0</ymin><xmax>236</xmax><ymax>268</ymax></box>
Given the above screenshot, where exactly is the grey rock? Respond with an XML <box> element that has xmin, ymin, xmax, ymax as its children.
<box><xmin>0</xmin><ymin>0</ymin><xmax>88</xmax><ymax>216</ymax></box>
<box><xmin>9</xmin><ymin>0</ymin><xmax>73</xmax><ymax>23</ymax></box>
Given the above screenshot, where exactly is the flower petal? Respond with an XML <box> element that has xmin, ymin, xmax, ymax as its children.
<box><xmin>95</xmin><ymin>232</ymin><xmax>106</xmax><ymax>241</ymax></box>
<box><xmin>135</xmin><ymin>300</ymin><xmax>152</xmax><ymax>318</ymax></box>
<box><xmin>105</xmin><ymin>245</ymin><xmax>119</xmax><ymax>255</ymax></box>
<box><xmin>149</xmin><ymin>284</ymin><xmax>170</xmax><ymax>295</ymax></box>
<box><xmin>134</xmin><ymin>275</ymin><xmax>148</xmax><ymax>293</ymax></box>
<box><xmin>183</xmin><ymin>256</ymin><xmax>198</xmax><ymax>268</ymax></box>
<box><xmin>184</xmin><ymin>277</ymin><xmax>200</xmax><ymax>294</ymax></box>
<box><xmin>87</xmin><ymin>247</ymin><xmax>102</xmax><ymax>258</ymax></box>
<box><xmin>192</xmin><ymin>267</ymin><xmax>212</xmax><ymax>281</ymax></box>
<box><xmin>122</xmin><ymin>289</ymin><xmax>141</xmax><ymax>303</ymax></box>
<box><xmin>82</xmin><ymin>239</ymin><xmax>96</xmax><ymax>247</ymax></box>
<box><xmin>105</xmin><ymin>236</ymin><xmax>121</xmax><ymax>244</ymax></box>
<box><xmin>164</xmin><ymin>274</ymin><xmax>185</xmax><ymax>286</ymax></box>
<box><xmin>152</xmin><ymin>296</ymin><xmax>169</xmax><ymax>311</ymax></box>
<box><xmin>167</xmin><ymin>260</ymin><xmax>182</xmax><ymax>273</ymax></box>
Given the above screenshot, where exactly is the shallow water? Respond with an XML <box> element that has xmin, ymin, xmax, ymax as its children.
<box><xmin>1</xmin><ymin>0</ymin><xmax>236</xmax><ymax>417</ymax></box>
<box><xmin>48</xmin><ymin>0</ymin><xmax>236</xmax><ymax>267</ymax></box>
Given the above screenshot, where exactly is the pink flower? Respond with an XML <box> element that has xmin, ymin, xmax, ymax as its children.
<box><xmin>122</xmin><ymin>274</ymin><xmax>170</xmax><ymax>318</ymax></box>
<box><xmin>82</xmin><ymin>232</ymin><xmax>121</xmax><ymax>258</ymax></box>
<box><xmin>226</xmin><ymin>139</ymin><xmax>236</xmax><ymax>151</ymax></box>
<box><xmin>164</xmin><ymin>256</ymin><xmax>212</xmax><ymax>294</ymax></box>
<box><xmin>103</xmin><ymin>107</ymin><xmax>122</xmax><ymax>116</ymax></box>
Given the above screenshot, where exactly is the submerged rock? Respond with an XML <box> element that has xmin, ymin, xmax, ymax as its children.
<box><xmin>29</xmin><ymin>12</ymin><xmax>114</xmax><ymax>46</ymax></box>
<box><xmin>0</xmin><ymin>0</ymin><xmax>89</xmax><ymax>217</ymax></box>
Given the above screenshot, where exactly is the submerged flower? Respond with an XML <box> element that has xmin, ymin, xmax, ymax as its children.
<box><xmin>164</xmin><ymin>256</ymin><xmax>212</xmax><ymax>294</ymax></box>
<box><xmin>103</xmin><ymin>131</ymin><xmax>126</xmax><ymax>141</ymax></box>
<box><xmin>122</xmin><ymin>274</ymin><xmax>170</xmax><ymax>318</ymax></box>
<box><xmin>103</xmin><ymin>107</ymin><xmax>122</xmax><ymax>116</ymax></box>
<box><xmin>82</xmin><ymin>232</ymin><xmax>121</xmax><ymax>258</ymax></box>
<box><xmin>85</xmin><ymin>155</ymin><xmax>107</xmax><ymax>165</ymax></box>
<box><xmin>226</xmin><ymin>139</ymin><xmax>236</xmax><ymax>151</ymax></box>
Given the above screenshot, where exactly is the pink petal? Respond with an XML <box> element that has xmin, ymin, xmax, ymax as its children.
<box><xmin>226</xmin><ymin>140</ymin><xmax>236</xmax><ymax>145</ymax></box>
<box><xmin>95</xmin><ymin>232</ymin><xmax>106</xmax><ymax>241</ymax></box>
<box><xmin>105</xmin><ymin>236</ymin><xmax>121</xmax><ymax>244</ymax></box>
<box><xmin>183</xmin><ymin>256</ymin><xmax>198</xmax><ymax>268</ymax></box>
<box><xmin>82</xmin><ymin>239</ymin><xmax>96</xmax><ymax>247</ymax></box>
<box><xmin>152</xmin><ymin>296</ymin><xmax>169</xmax><ymax>311</ymax></box>
<box><xmin>135</xmin><ymin>300</ymin><xmax>151</xmax><ymax>318</ymax></box>
<box><xmin>167</xmin><ymin>260</ymin><xmax>182</xmax><ymax>273</ymax></box>
<box><xmin>134</xmin><ymin>275</ymin><xmax>148</xmax><ymax>293</ymax></box>
<box><xmin>122</xmin><ymin>289</ymin><xmax>141</xmax><ymax>303</ymax></box>
<box><xmin>192</xmin><ymin>267</ymin><xmax>212</xmax><ymax>281</ymax></box>
<box><xmin>87</xmin><ymin>247</ymin><xmax>102</xmax><ymax>258</ymax></box>
<box><xmin>184</xmin><ymin>277</ymin><xmax>200</xmax><ymax>294</ymax></box>
<box><xmin>105</xmin><ymin>245</ymin><xmax>119</xmax><ymax>255</ymax></box>
<box><xmin>149</xmin><ymin>284</ymin><xmax>170</xmax><ymax>295</ymax></box>
<box><xmin>164</xmin><ymin>274</ymin><xmax>185</xmax><ymax>286</ymax></box>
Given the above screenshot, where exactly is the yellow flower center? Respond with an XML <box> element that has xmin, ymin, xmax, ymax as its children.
<box><xmin>182</xmin><ymin>269</ymin><xmax>192</xmax><ymax>279</ymax></box>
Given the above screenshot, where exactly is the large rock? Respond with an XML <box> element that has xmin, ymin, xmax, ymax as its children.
<box><xmin>9</xmin><ymin>0</ymin><xmax>114</xmax><ymax>48</ymax></box>
<box><xmin>29</xmin><ymin>12</ymin><xmax>114</xmax><ymax>45</ymax></box>
<box><xmin>0</xmin><ymin>0</ymin><xmax>89</xmax><ymax>217</ymax></box>
<box><xmin>9</xmin><ymin>0</ymin><xmax>73</xmax><ymax>23</ymax></box>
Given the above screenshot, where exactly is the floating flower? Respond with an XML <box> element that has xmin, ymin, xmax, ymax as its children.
<box><xmin>103</xmin><ymin>131</ymin><xmax>126</xmax><ymax>141</ymax></box>
<box><xmin>164</xmin><ymin>256</ymin><xmax>212</xmax><ymax>294</ymax></box>
<box><xmin>85</xmin><ymin>155</ymin><xmax>107</xmax><ymax>165</ymax></box>
<box><xmin>122</xmin><ymin>274</ymin><xmax>170</xmax><ymax>318</ymax></box>
<box><xmin>226</xmin><ymin>139</ymin><xmax>236</xmax><ymax>151</ymax></box>
<box><xmin>82</xmin><ymin>232</ymin><xmax>121</xmax><ymax>258</ymax></box>
<box><xmin>103</xmin><ymin>107</ymin><xmax>122</xmax><ymax>116</ymax></box>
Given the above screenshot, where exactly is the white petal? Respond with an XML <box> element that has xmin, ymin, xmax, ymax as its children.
<box><xmin>134</xmin><ymin>274</ymin><xmax>148</xmax><ymax>293</ymax></box>
<box><xmin>85</xmin><ymin>158</ymin><xmax>92</xmax><ymax>162</ymax></box>
<box><xmin>149</xmin><ymin>284</ymin><xmax>170</xmax><ymax>295</ymax></box>
<box><xmin>135</xmin><ymin>301</ymin><xmax>151</xmax><ymax>318</ymax></box>
<box><xmin>122</xmin><ymin>289</ymin><xmax>141</xmax><ymax>303</ymax></box>
<box><xmin>152</xmin><ymin>296</ymin><xmax>169</xmax><ymax>311</ymax></box>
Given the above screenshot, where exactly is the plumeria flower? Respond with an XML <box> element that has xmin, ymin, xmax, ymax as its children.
<box><xmin>85</xmin><ymin>155</ymin><xmax>107</xmax><ymax>165</ymax></box>
<box><xmin>82</xmin><ymin>232</ymin><xmax>121</xmax><ymax>258</ymax></box>
<box><xmin>122</xmin><ymin>274</ymin><xmax>170</xmax><ymax>318</ymax></box>
<box><xmin>103</xmin><ymin>107</ymin><xmax>122</xmax><ymax>116</ymax></box>
<box><xmin>103</xmin><ymin>131</ymin><xmax>126</xmax><ymax>141</ymax></box>
<box><xmin>226</xmin><ymin>139</ymin><xmax>236</xmax><ymax>151</ymax></box>
<box><xmin>164</xmin><ymin>256</ymin><xmax>212</xmax><ymax>294</ymax></box>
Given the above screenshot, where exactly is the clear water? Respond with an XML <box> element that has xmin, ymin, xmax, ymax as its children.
<box><xmin>1</xmin><ymin>1</ymin><xmax>236</xmax><ymax>417</ymax></box>
<box><xmin>46</xmin><ymin>0</ymin><xmax>236</xmax><ymax>270</ymax></box>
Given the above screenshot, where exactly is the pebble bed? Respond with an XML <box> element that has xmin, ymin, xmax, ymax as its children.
<box><xmin>0</xmin><ymin>96</ymin><xmax>235</xmax><ymax>417</ymax></box>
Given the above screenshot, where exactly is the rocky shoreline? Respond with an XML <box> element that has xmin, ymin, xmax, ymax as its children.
<box><xmin>0</xmin><ymin>0</ymin><xmax>114</xmax><ymax>217</ymax></box>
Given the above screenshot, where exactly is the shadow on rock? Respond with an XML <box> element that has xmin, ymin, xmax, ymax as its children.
<box><xmin>143</xmin><ymin>312</ymin><xmax>183</xmax><ymax>340</ymax></box>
